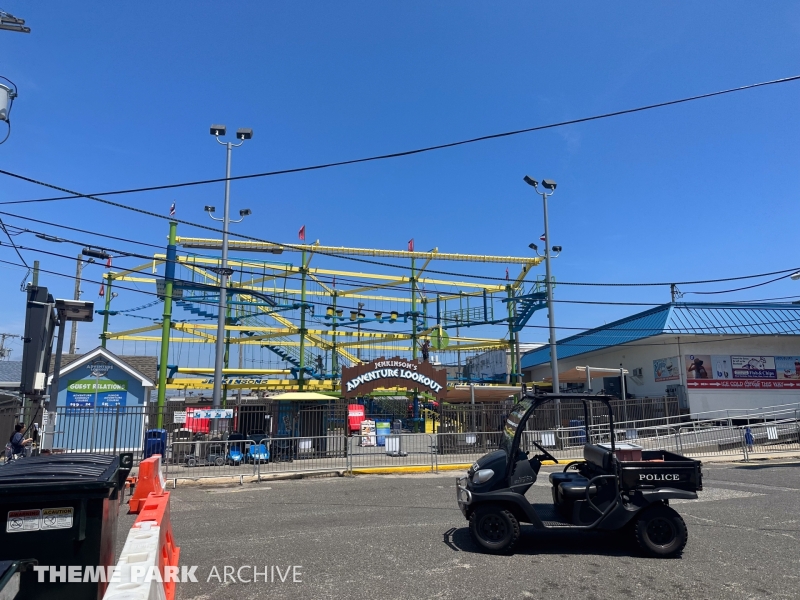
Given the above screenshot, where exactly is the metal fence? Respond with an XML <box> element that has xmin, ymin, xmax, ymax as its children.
<box><xmin>3</xmin><ymin>399</ymin><xmax>798</xmax><ymax>479</ymax></box>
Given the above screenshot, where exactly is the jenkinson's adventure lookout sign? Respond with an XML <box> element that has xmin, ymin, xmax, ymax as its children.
<box><xmin>341</xmin><ymin>357</ymin><xmax>448</xmax><ymax>399</ymax></box>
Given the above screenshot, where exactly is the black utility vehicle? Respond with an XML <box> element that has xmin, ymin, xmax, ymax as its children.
<box><xmin>456</xmin><ymin>389</ymin><xmax>702</xmax><ymax>557</ymax></box>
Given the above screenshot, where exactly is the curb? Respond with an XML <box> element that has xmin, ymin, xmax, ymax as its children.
<box><xmin>349</xmin><ymin>459</ymin><xmax>573</xmax><ymax>475</ymax></box>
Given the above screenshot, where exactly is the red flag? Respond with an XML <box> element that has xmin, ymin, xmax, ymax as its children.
<box><xmin>408</xmin><ymin>238</ymin><xmax>414</xmax><ymax>252</ymax></box>
<box><xmin>298</xmin><ymin>225</ymin><xmax>306</xmax><ymax>241</ymax></box>
<box><xmin>98</xmin><ymin>284</ymin><xmax>105</xmax><ymax>297</ymax></box>
<box><xmin>106</xmin><ymin>256</ymin><xmax>112</xmax><ymax>268</ymax></box>
<box><xmin>169</xmin><ymin>202</ymin><xmax>176</xmax><ymax>217</ymax></box>
<box><xmin>505</xmin><ymin>268</ymin><xmax>509</xmax><ymax>281</ymax></box>
<box><xmin>539</xmin><ymin>232</ymin><xmax>546</xmax><ymax>241</ymax></box>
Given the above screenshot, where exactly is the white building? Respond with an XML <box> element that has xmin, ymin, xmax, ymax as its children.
<box><xmin>465</xmin><ymin>344</ymin><xmax>544</xmax><ymax>383</ymax></box>
<box><xmin>521</xmin><ymin>303</ymin><xmax>800</xmax><ymax>416</ymax></box>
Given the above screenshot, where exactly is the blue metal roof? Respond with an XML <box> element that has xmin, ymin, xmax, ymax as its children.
<box><xmin>0</xmin><ymin>361</ymin><xmax>21</xmax><ymax>385</ymax></box>
<box><xmin>521</xmin><ymin>303</ymin><xmax>800</xmax><ymax>369</ymax></box>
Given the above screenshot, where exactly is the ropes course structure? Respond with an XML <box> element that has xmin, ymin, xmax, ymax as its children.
<box><xmin>97</xmin><ymin>222</ymin><xmax>548</xmax><ymax>395</ymax></box>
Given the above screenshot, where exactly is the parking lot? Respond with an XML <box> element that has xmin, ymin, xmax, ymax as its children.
<box><xmin>119</xmin><ymin>459</ymin><xmax>800</xmax><ymax>600</ymax></box>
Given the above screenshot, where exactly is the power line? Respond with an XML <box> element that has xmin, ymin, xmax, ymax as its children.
<box><xmin>3</xmin><ymin>254</ymin><xmax>800</xmax><ymax>353</ymax></box>
<box><xmin>2</xmin><ymin>202</ymin><xmax>800</xmax><ymax>290</ymax></box>
<box><xmin>0</xmin><ymin>214</ymin><xmax>30</xmax><ymax>290</ymax></box>
<box><xmin>2</xmin><ymin>74</ymin><xmax>799</xmax><ymax>205</ymax></box>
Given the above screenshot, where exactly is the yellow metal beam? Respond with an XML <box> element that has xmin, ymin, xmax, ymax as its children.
<box><xmin>106</xmin><ymin>260</ymin><xmax>164</xmax><ymax>282</ymax></box>
<box><xmin>174</xmin><ymin>368</ymin><xmax>292</xmax><ymax>375</ymax></box>
<box><xmin>104</xmin><ymin>323</ymin><xmax>162</xmax><ymax>339</ymax></box>
<box><xmin>176</xmin><ymin>237</ymin><xmax>545</xmax><ymax>264</ymax></box>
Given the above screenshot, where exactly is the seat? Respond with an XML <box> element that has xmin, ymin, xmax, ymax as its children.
<box><xmin>583</xmin><ymin>444</ymin><xmax>614</xmax><ymax>472</ymax></box>
<box><xmin>549</xmin><ymin>471</ymin><xmax>584</xmax><ymax>486</ymax></box>
<box><xmin>558</xmin><ymin>479</ymin><xmax>598</xmax><ymax>502</ymax></box>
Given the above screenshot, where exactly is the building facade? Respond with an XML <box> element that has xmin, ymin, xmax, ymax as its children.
<box><xmin>521</xmin><ymin>303</ymin><xmax>800</xmax><ymax>416</ymax></box>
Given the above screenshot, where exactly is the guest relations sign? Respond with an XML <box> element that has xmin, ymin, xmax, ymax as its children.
<box><xmin>341</xmin><ymin>357</ymin><xmax>448</xmax><ymax>399</ymax></box>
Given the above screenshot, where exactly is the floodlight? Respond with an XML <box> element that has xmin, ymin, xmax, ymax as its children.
<box><xmin>528</xmin><ymin>243</ymin><xmax>538</xmax><ymax>251</ymax></box>
<box><xmin>552</xmin><ymin>246</ymin><xmax>562</xmax><ymax>253</ymax></box>
<box><xmin>792</xmin><ymin>272</ymin><xmax>800</xmax><ymax>281</ymax></box>
<box><xmin>54</xmin><ymin>299</ymin><xmax>94</xmax><ymax>322</ymax></box>
<box><xmin>236</xmin><ymin>128</ymin><xmax>253</xmax><ymax>140</ymax></box>
<box><xmin>523</xmin><ymin>175</ymin><xmax>538</xmax><ymax>187</ymax></box>
<box><xmin>210</xmin><ymin>124</ymin><xmax>226</xmax><ymax>136</ymax></box>
<box><xmin>541</xmin><ymin>179</ymin><xmax>557</xmax><ymax>190</ymax></box>
<box><xmin>204</xmin><ymin>206</ymin><xmax>216</xmax><ymax>213</ymax></box>
<box><xmin>81</xmin><ymin>248</ymin><xmax>111</xmax><ymax>260</ymax></box>
<box><xmin>239</xmin><ymin>208</ymin><xmax>252</xmax><ymax>217</ymax></box>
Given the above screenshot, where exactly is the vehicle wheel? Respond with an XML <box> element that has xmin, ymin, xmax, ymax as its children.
<box><xmin>186</xmin><ymin>458</ymin><xmax>197</xmax><ymax>468</ymax></box>
<box><xmin>634</xmin><ymin>504</ymin><xmax>688</xmax><ymax>558</ymax></box>
<box><xmin>469</xmin><ymin>506</ymin><xmax>520</xmax><ymax>554</ymax></box>
<box><xmin>214</xmin><ymin>457</ymin><xmax>225</xmax><ymax>467</ymax></box>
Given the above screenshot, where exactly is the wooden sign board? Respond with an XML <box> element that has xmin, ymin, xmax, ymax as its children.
<box><xmin>341</xmin><ymin>357</ymin><xmax>448</xmax><ymax>400</ymax></box>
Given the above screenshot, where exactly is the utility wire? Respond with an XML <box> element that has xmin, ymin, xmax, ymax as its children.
<box><xmin>1</xmin><ymin>204</ymin><xmax>800</xmax><ymax>289</ymax></box>
<box><xmin>4</xmin><ymin>247</ymin><xmax>800</xmax><ymax>341</ymax></box>
<box><xmin>2</xmin><ymin>74</ymin><xmax>799</xmax><ymax>204</ymax></box>
<box><xmin>0</xmin><ymin>214</ymin><xmax>30</xmax><ymax>290</ymax></box>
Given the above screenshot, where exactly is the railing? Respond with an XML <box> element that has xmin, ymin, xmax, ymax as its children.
<box><xmin>9</xmin><ymin>400</ymin><xmax>799</xmax><ymax>477</ymax></box>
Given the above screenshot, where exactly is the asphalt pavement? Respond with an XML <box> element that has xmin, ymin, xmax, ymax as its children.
<box><xmin>119</xmin><ymin>459</ymin><xmax>800</xmax><ymax>599</ymax></box>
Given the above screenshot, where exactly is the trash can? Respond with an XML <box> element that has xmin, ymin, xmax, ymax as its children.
<box><xmin>0</xmin><ymin>452</ymin><xmax>132</xmax><ymax>600</ymax></box>
<box><xmin>144</xmin><ymin>428</ymin><xmax>167</xmax><ymax>459</ymax></box>
<box><xmin>375</xmin><ymin>421</ymin><xmax>391</xmax><ymax>446</ymax></box>
<box><xmin>391</xmin><ymin>419</ymin><xmax>402</xmax><ymax>434</ymax></box>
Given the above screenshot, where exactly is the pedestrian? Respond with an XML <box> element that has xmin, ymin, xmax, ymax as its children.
<box><xmin>420</xmin><ymin>339</ymin><xmax>430</xmax><ymax>362</ymax></box>
<box><xmin>6</xmin><ymin>424</ymin><xmax>32</xmax><ymax>461</ymax></box>
<box><xmin>744</xmin><ymin>426</ymin><xmax>754</xmax><ymax>452</ymax></box>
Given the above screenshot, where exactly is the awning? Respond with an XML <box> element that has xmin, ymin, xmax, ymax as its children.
<box><xmin>544</xmin><ymin>367</ymin><xmax>623</xmax><ymax>384</ymax></box>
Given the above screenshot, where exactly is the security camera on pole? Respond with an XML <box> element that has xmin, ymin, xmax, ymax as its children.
<box><xmin>208</xmin><ymin>125</ymin><xmax>253</xmax><ymax>422</ymax></box>
<box><xmin>523</xmin><ymin>176</ymin><xmax>561</xmax><ymax>398</ymax></box>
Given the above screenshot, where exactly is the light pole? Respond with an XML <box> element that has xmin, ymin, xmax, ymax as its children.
<box><xmin>524</xmin><ymin>176</ymin><xmax>561</xmax><ymax>393</ymax></box>
<box><xmin>208</xmin><ymin>125</ymin><xmax>252</xmax><ymax>414</ymax></box>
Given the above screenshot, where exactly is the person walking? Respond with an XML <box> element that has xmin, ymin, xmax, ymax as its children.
<box><xmin>744</xmin><ymin>426</ymin><xmax>754</xmax><ymax>452</ymax></box>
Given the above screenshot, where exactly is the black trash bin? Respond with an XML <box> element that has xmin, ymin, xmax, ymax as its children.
<box><xmin>0</xmin><ymin>452</ymin><xmax>132</xmax><ymax>600</ymax></box>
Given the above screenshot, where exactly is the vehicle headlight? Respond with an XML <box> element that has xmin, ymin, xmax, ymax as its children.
<box><xmin>472</xmin><ymin>468</ymin><xmax>495</xmax><ymax>485</ymax></box>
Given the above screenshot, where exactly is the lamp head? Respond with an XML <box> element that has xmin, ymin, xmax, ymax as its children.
<box><xmin>523</xmin><ymin>175</ymin><xmax>538</xmax><ymax>188</ymax></box>
<box><xmin>236</xmin><ymin>128</ymin><xmax>253</xmax><ymax>140</ymax></box>
<box><xmin>239</xmin><ymin>208</ymin><xmax>252</xmax><ymax>217</ymax></box>
<box><xmin>81</xmin><ymin>247</ymin><xmax>111</xmax><ymax>260</ymax></box>
<box><xmin>204</xmin><ymin>206</ymin><xmax>216</xmax><ymax>213</ymax></box>
<box><xmin>541</xmin><ymin>179</ymin><xmax>557</xmax><ymax>190</ymax></box>
<box><xmin>792</xmin><ymin>272</ymin><xmax>800</xmax><ymax>281</ymax></box>
<box><xmin>210</xmin><ymin>124</ymin><xmax>226</xmax><ymax>136</ymax></box>
<box><xmin>528</xmin><ymin>243</ymin><xmax>538</xmax><ymax>251</ymax></box>
<box><xmin>552</xmin><ymin>245</ymin><xmax>562</xmax><ymax>253</ymax></box>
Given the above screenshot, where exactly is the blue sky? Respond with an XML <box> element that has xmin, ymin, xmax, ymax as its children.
<box><xmin>1</xmin><ymin>2</ymin><xmax>800</xmax><ymax>362</ymax></box>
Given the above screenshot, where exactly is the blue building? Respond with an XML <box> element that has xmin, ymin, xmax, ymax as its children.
<box><xmin>52</xmin><ymin>347</ymin><xmax>155</xmax><ymax>452</ymax></box>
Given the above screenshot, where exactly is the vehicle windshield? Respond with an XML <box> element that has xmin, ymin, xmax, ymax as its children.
<box><xmin>499</xmin><ymin>398</ymin><xmax>533</xmax><ymax>455</ymax></box>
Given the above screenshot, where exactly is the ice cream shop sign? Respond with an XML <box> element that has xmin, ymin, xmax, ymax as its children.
<box><xmin>341</xmin><ymin>357</ymin><xmax>447</xmax><ymax>399</ymax></box>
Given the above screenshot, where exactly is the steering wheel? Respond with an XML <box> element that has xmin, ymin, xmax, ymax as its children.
<box><xmin>531</xmin><ymin>441</ymin><xmax>558</xmax><ymax>464</ymax></box>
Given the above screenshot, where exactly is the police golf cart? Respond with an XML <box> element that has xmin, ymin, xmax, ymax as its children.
<box><xmin>456</xmin><ymin>389</ymin><xmax>703</xmax><ymax>557</ymax></box>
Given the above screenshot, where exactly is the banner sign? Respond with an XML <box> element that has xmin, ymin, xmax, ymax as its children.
<box><xmin>653</xmin><ymin>357</ymin><xmax>680</xmax><ymax>382</ymax></box>
<box><xmin>684</xmin><ymin>354</ymin><xmax>800</xmax><ymax>390</ymax></box>
<box><xmin>189</xmin><ymin>408</ymin><xmax>233</xmax><ymax>419</ymax></box>
<box><xmin>730</xmin><ymin>356</ymin><xmax>777</xmax><ymax>380</ymax></box>
<box><xmin>341</xmin><ymin>357</ymin><xmax>448</xmax><ymax>399</ymax></box>
<box><xmin>66</xmin><ymin>380</ymin><xmax>127</xmax><ymax>408</ymax></box>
